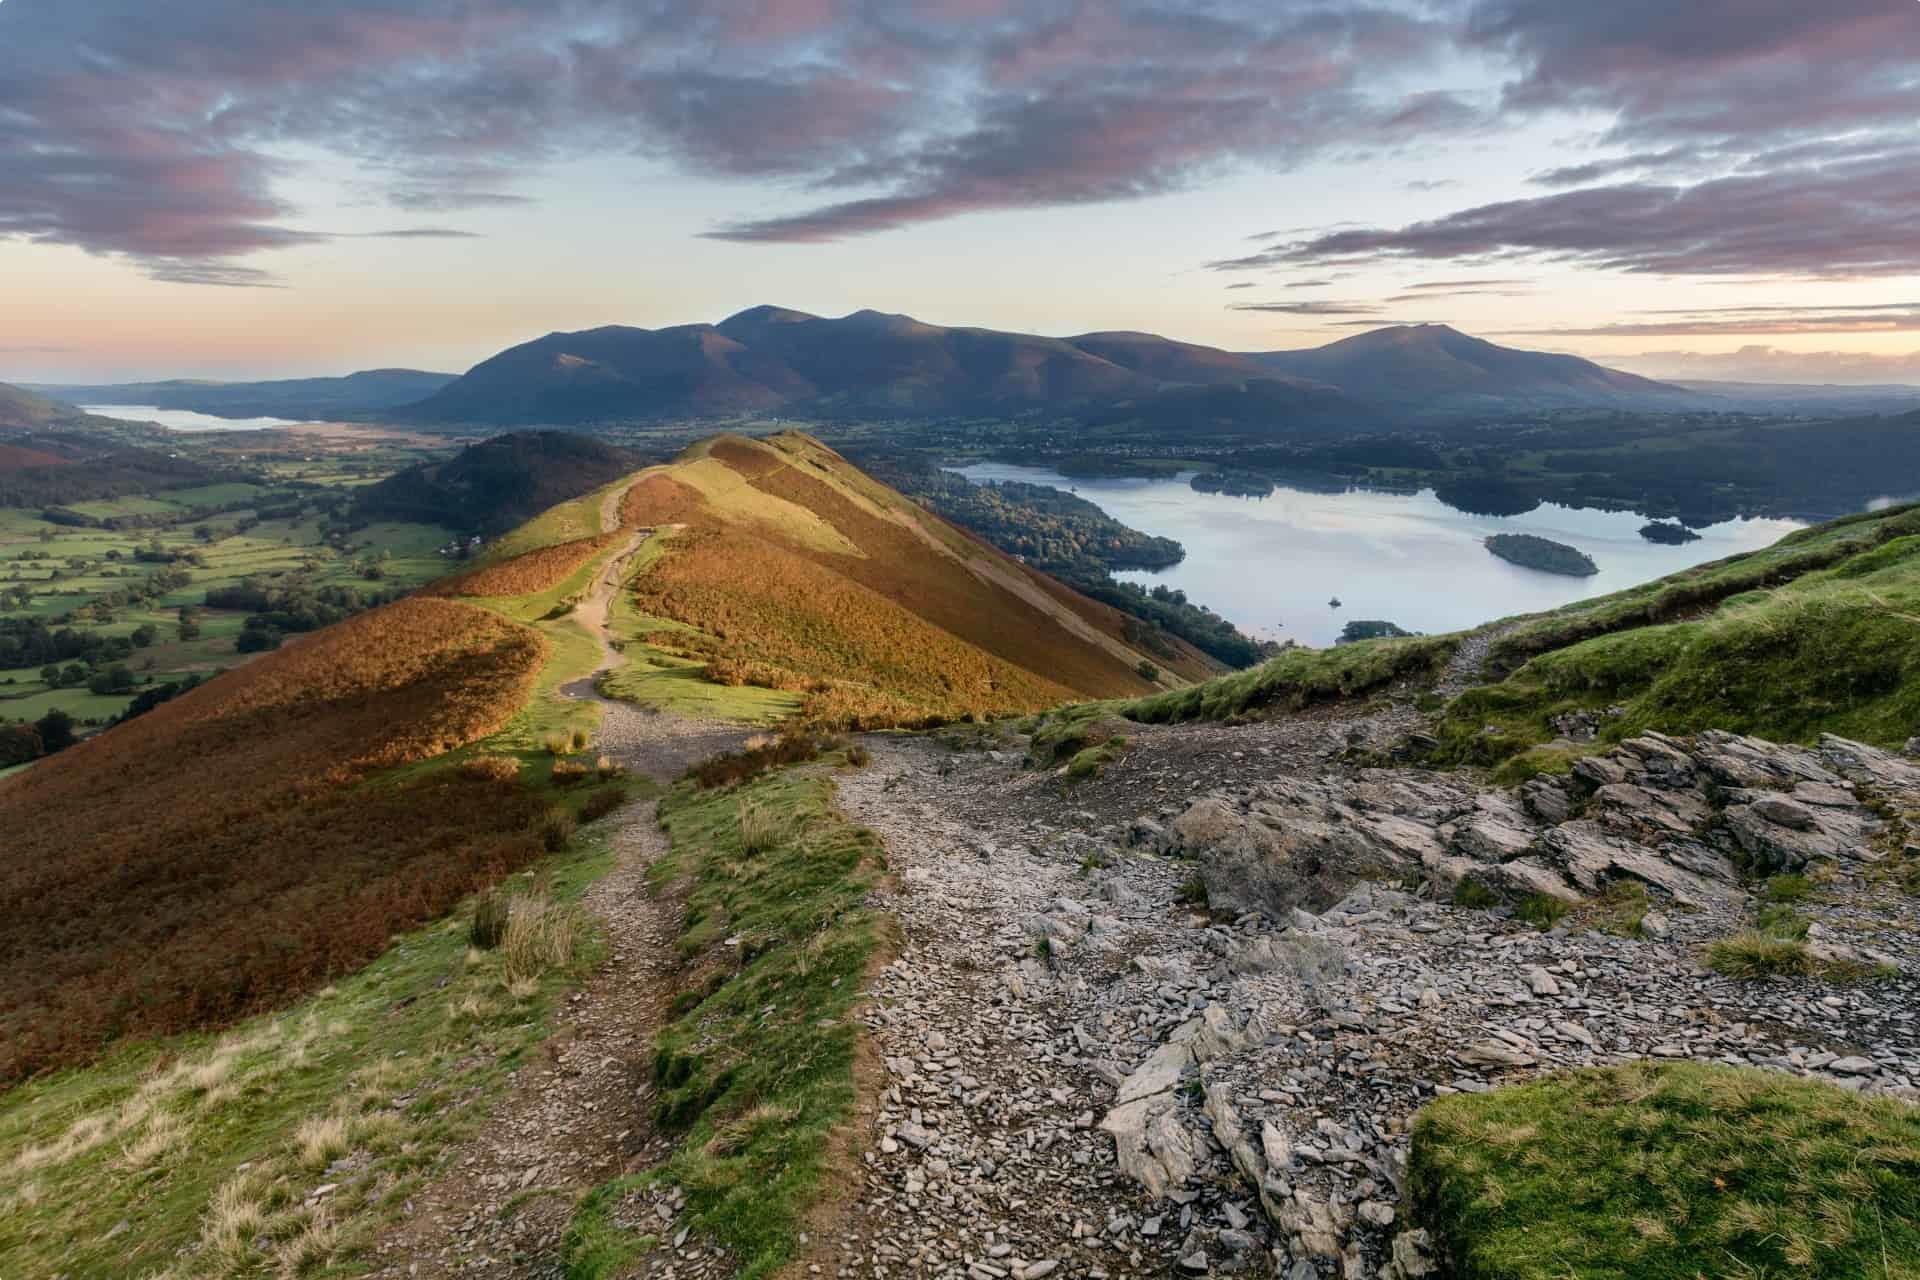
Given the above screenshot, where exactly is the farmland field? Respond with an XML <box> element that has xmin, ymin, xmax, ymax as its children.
<box><xmin>1</xmin><ymin>442</ymin><xmax>458</xmax><ymax>739</ymax></box>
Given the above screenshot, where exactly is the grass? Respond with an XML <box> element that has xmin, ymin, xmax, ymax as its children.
<box><xmin>1407</xmin><ymin>1061</ymin><xmax>1920</xmax><ymax>1279</ymax></box>
<box><xmin>0</xmin><ymin>826</ymin><xmax>623</xmax><ymax>1279</ymax></box>
<box><xmin>1436</xmin><ymin>504</ymin><xmax>1920</xmax><ymax>765</ymax></box>
<box><xmin>563</xmin><ymin>762</ymin><xmax>885</xmax><ymax>1280</ymax></box>
<box><xmin>1024</xmin><ymin>632</ymin><xmax>1459</xmax><ymax>747</ymax></box>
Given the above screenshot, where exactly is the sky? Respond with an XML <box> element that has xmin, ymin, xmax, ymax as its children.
<box><xmin>2</xmin><ymin>0</ymin><xmax>1918</xmax><ymax>384</ymax></box>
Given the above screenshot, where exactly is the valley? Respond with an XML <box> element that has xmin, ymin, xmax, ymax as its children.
<box><xmin>0</xmin><ymin>434</ymin><xmax>1915</xmax><ymax>1280</ymax></box>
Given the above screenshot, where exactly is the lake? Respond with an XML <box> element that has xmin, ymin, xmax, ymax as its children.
<box><xmin>953</xmin><ymin>463</ymin><xmax>1806</xmax><ymax>648</ymax></box>
<box><xmin>82</xmin><ymin>404</ymin><xmax>311</xmax><ymax>432</ymax></box>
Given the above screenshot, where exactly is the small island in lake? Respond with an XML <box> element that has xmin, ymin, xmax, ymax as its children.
<box><xmin>1484</xmin><ymin>533</ymin><xmax>1599</xmax><ymax>577</ymax></box>
<box><xmin>1337</xmin><ymin>619</ymin><xmax>1415</xmax><ymax>644</ymax></box>
<box><xmin>1639</xmin><ymin>521</ymin><xmax>1702</xmax><ymax>545</ymax></box>
<box><xmin>1191</xmin><ymin>470</ymin><xmax>1275</xmax><ymax>498</ymax></box>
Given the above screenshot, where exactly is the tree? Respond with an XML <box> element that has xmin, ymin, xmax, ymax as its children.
<box><xmin>130</xmin><ymin>623</ymin><xmax>159</xmax><ymax>648</ymax></box>
<box><xmin>33</xmin><ymin>708</ymin><xmax>76</xmax><ymax>753</ymax></box>
<box><xmin>1136</xmin><ymin>660</ymin><xmax>1160</xmax><ymax>681</ymax></box>
<box><xmin>88</xmin><ymin>665</ymin><xmax>136</xmax><ymax>695</ymax></box>
<box><xmin>0</xmin><ymin>724</ymin><xmax>41</xmax><ymax>767</ymax></box>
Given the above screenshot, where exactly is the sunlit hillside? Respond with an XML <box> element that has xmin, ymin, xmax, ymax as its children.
<box><xmin>610</xmin><ymin>431</ymin><xmax>1216</xmax><ymax>727</ymax></box>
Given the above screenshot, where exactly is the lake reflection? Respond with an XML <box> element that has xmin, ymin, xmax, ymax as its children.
<box><xmin>83</xmin><ymin>405</ymin><xmax>311</xmax><ymax>432</ymax></box>
<box><xmin>954</xmin><ymin>463</ymin><xmax>1806</xmax><ymax>648</ymax></box>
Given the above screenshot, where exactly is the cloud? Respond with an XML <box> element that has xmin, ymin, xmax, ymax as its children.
<box><xmin>1503</xmin><ymin>308</ymin><xmax>1920</xmax><ymax>338</ymax></box>
<box><xmin>6</xmin><ymin>0</ymin><xmax>1917</xmax><ymax>291</ymax></box>
<box><xmin>0</xmin><ymin>1</ymin><xmax>1471</xmax><ymax>279</ymax></box>
<box><xmin>1614</xmin><ymin>345</ymin><xmax>1920</xmax><ymax>386</ymax></box>
<box><xmin>1224</xmin><ymin>282</ymin><xmax>1258</xmax><ymax>290</ymax></box>
<box><xmin>1256</xmin><ymin>154</ymin><xmax>1920</xmax><ymax>279</ymax></box>
<box><xmin>1228</xmin><ymin>300</ymin><xmax>1383</xmax><ymax>316</ymax></box>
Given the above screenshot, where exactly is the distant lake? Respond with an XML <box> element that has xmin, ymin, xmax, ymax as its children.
<box><xmin>83</xmin><ymin>405</ymin><xmax>310</xmax><ymax>432</ymax></box>
<box><xmin>953</xmin><ymin>463</ymin><xmax>1806</xmax><ymax>648</ymax></box>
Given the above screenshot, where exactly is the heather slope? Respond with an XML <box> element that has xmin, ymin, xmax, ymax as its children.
<box><xmin>611</xmin><ymin>431</ymin><xmax>1211</xmax><ymax>726</ymax></box>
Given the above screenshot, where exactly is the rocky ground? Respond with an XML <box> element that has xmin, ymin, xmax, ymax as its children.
<box><xmin>820</xmin><ymin>704</ymin><xmax>1920</xmax><ymax>1280</ymax></box>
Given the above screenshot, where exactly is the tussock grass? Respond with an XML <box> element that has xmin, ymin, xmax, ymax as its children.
<box><xmin>1707</xmin><ymin>930</ymin><xmax>1815</xmax><ymax>979</ymax></box>
<box><xmin>1409</xmin><ymin>1061</ymin><xmax>1920</xmax><ymax>1279</ymax></box>
<box><xmin>564</xmin><ymin>765</ymin><xmax>883</xmax><ymax>1280</ymax></box>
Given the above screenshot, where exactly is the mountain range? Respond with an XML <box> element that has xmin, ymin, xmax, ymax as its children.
<box><xmin>403</xmin><ymin>310</ymin><xmax>1712</xmax><ymax>427</ymax></box>
<box><xmin>33</xmin><ymin>314</ymin><xmax>1920</xmax><ymax>432</ymax></box>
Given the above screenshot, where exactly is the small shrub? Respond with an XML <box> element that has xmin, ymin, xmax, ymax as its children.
<box><xmin>688</xmin><ymin>734</ymin><xmax>823</xmax><ymax>789</ymax></box>
<box><xmin>1762</xmin><ymin>873</ymin><xmax>1811</xmax><ymax>903</ymax></box>
<box><xmin>580</xmin><ymin>786</ymin><xmax>627</xmax><ymax>822</ymax></box>
<box><xmin>1707</xmin><ymin>930</ymin><xmax>1814</xmax><ymax>979</ymax></box>
<box><xmin>738</xmin><ymin>799</ymin><xmax>782</xmax><ymax>856</ymax></box>
<box><xmin>539</xmin><ymin>807</ymin><xmax>577</xmax><ymax>852</ymax></box>
<box><xmin>594</xmin><ymin>754</ymin><xmax>623</xmax><ymax>779</ymax></box>
<box><xmin>569</xmin><ymin>727</ymin><xmax>591</xmax><ymax>753</ymax></box>
<box><xmin>550</xmin><ymin>759</ymin><xmax>591</xmax><ymax>786</ymax></box>
<box><xmin>1452</xmin><ymin>879</ymin><xmax>1500</xmax><ymax>910</ymax></box>
<box><xmin>541</xmin><ymin>731</ymin><xmax>571</xmax><ymax>757</ymax></box>
<box><xmin>459</xmin><ymin>754</ymin><xmax>521</xmax><ymax>783</ymax></box>
<box><xmin>469</xmin><ymin>891</ymin><xmax>509</xmax><ymax>950</ymax></box>
<box><xmin>844</xmin><ymin>743</ymin><xmax>871</xmax><ymax>768</ymax></box>
<box><xmin>1514</xmin><ymin>892</ymin><xmax>1573</xmax><ymax>929</ymax></box>
<box><xmin>502</xmin><ymin>895</ymin><xmax>580</xmax><ymax>983</ymax></box>
<box><xmin>1176</xmin><ymin>873</ymin><xmax>1209</xmax><ymax>907</ymax></box>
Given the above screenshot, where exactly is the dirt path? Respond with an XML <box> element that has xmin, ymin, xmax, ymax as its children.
<box><xmin>368</xmin><ymin>486</ymin><xmax>751</xmax><ymax>1278</ymax></box>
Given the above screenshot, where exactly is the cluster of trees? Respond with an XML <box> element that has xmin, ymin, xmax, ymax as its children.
<box><xmin>854</xmin><ymin>449</ymin><xmax>1275</xmax><ymax>670</ymax></box>
<box><xmin>858</xmin><ymin>454</ymin><xmax>1183</xmax><ymax>578</ymax></box>
<box><xmin>0</xmin><ymin>616</ymin><xmax>144</xmax><ymax>670</ymax></box>
<box><xmin>207</xmin><ymin>574</ymin><xmax>407</xmax><ymax>652</ymax></box>
<box><xmin>0</xmin><ymin>708</ymin><xmax>76</xmax><ymax>767</ymax></box>
<box><xmin>1084</xmin><ymin>580</ymin><xmax>1277</xmax><ymax>669</ymax></box>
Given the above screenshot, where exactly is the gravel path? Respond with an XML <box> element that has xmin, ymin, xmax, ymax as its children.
<box><xmin>369</xmin><ymin>489</ymin><xmax>752</xmax><ymax>1276</ymax></box>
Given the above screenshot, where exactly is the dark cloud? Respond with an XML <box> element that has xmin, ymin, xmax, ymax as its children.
<box><xmin>1262</xmin><ymin>154</ymin><xmax>1920</xmax><ymax>279</ymax></box>
<box><xmin>3</xmin><ymin>0</ymin><xmax>1916</xmax><ymax>289</ymax></box>
<box><xmin>1228</xmin><ymin>301</ymin><xmax>1382</xmax><ymax>316</ymax></box>
<box><xmin>1224</xmin><ymin>282</ymin><xmax>1258</xmax><ymax>290</ymax></box>
<box><xmin>0</xmin><ymin>1</ymin><xmax>1469</xmax><ymax>280</ymax></box>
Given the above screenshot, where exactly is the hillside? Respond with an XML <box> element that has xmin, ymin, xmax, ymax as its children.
<box><xmin>33</xmin><ymin>369</ymin><xmax>457</xmax><ymax>420</ymax></box>
<box><xmin>607</xmin><ymin>432</ymin><xmax>1214</xmax><ymax>725</ymax></box>
<box><xmin>0</xmin><ymin>382</ymin><xmax>83</xmax><ymax>430</ymax></box>
<box><xmin>1248</xmin><ymin>324</ymin><xmax>1707</xmax><ymax>414</ymax></box>
<box><xmin>354</xmin><ymin>430</ymin><xmax>645</xmax><ymax>533</ymax></box>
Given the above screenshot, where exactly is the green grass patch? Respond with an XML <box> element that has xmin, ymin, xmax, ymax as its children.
<box><xmin>1409</xmin><ymin>1061</ymin><xmax>1920</xmax><ymax>1280</ymax></box>
<box><xmin>1515</xmin><ymin>892</ymin><xmax>1573</xmax><ymax>930</ymax></box>
<box><xmin>563</xmin><ymin>765</ymin><xmax>885</xmax><ymax>1280</ymax></box>
<box><xmin>1436</xmin><ymin>505</ymin><xmax>1920</xmax><ymax>765</ymax></box>
<box><xmin>1028</xmin><ymin>634</ymin><xmax>1458</xmax><ymax>744</ymax></box>
<box><xmin>0</xmin><ymin>825</ymin><xmax>624</xmax><ymax>1279</ymax></box>
<box><xmin>1706</xmin><ymin>929</ymin><xmax>1815</xmax><ymax>979</ymax></box>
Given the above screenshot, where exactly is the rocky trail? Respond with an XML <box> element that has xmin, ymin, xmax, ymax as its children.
<box><xmin>367</xmin><ymin>498</ymin><xmax>754</xmax><ymax>1278</ymax></box>
<box><xmin>818</xmin><ymin>697</ymin><xmax>1920</xmax><ymax>1279</ymax></box>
